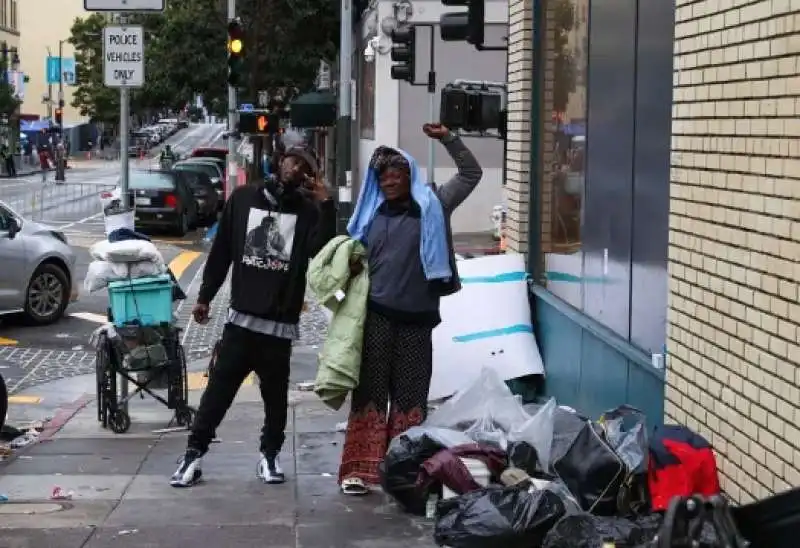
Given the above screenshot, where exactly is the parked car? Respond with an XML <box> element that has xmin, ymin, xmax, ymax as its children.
<box><xmin>0</xmin><ymin>372</ymin><xmax>6</xmax><ymax>432</ymax></box>
<box><xmin>190</xmin><ymin>147</ymin><xmax>227</xmax><ymax>162</ymax></box>
<box><xmin>173</xmin><ymin>169</ymin><xmax>219</xmax><ymax>225</ymax></box>
<box><xmin>0</xmin><ymin>201</ymin><xmax>78</xmax><ymax>325</ymax></box>
<box><xmin>173</xmin><ymin>158</ymin><xmax>226</xmax><ymax>208</ymax></box>
<box><xmin>127</xmin><ymin>170</ymin><xmax>199</xmax><ymax>236</ymax></box>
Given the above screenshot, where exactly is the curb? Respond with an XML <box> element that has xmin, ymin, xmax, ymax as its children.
<box><xmin>37</xmin><ymin>394</ymin><xmax>94</xmax><ymax>442</ymax></box>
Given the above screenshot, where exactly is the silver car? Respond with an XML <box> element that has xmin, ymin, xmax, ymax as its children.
<box><xmin>0</xmin><ymin>201</ymin><xmax>78</xmax><ymax>325</ymax></box>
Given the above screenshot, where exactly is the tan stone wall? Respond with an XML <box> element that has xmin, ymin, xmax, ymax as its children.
<box><xmin>504</xmin><ymin>0</ymin><xmax>534</xmax><ymax>255</ymax></box>
<box><xmin>665</xmin><ymin>0</ymin><xmax>800</xmax><ymax>503</ymax></box>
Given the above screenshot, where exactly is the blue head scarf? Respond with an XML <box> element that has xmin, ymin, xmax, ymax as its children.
<box><xmin>347</xmin><ymin>147</ymin><xmax>452</xmax><ymax>281</ymax></box>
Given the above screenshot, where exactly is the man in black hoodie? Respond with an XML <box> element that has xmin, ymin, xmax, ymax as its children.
<box><xmin>171</xmin><ymin>148</ymin><xmax>336</xmax><ymax>487</ymax></box>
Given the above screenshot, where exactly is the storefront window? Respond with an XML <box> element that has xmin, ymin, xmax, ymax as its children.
<box><xmin>536</xmin><ymin>0</ymin><xmax>588</xmax><ymax>309</ymax></box>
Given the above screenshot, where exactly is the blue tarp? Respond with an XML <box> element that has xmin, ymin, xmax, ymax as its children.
<box><xmin>20</xmin><ymin>120</ymin><xmax>52</xmax><ymax>132</ymax></box>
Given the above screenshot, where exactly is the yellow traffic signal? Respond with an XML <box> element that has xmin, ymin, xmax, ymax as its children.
<box><xmin>229</xmin><ymin>38</ymin><xmax>242</xmax><ymax>54</ymax></box>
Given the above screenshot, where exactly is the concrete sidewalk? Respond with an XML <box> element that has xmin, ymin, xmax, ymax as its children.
<box><xmin>0</xmin><ymin>347</ymin><xmax>435</xmax><ymax>548</ymax></box>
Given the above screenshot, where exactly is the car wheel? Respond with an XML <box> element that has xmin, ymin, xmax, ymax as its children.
<box><xmin>175</xmin><ymin>210</ymin><xmax>188</xmax><ymax>237</ymax></box>
<box><xmin>23</xmin><ymin>263</ymin><xmax>69</xmax><ymax>326</ymax></box>
<box><xmin>0</xmin><ymin>372</ymin><xmax>6</xmax><ymax>432</ymax></box>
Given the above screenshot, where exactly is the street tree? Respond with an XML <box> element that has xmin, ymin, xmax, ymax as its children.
<box><xmin>237</xmin><ymin>0</ymin><xmax>338</xmax><ymax>104</ymax></box>
<box><xmin>0</xmin><ymin>56</ymin><xmax>20</xmax><ymax>117</ymax></box>
<box><xmin>69</xmin><ymin>14</ymin><xmax>120</xmax><ymax>125</ymax></box>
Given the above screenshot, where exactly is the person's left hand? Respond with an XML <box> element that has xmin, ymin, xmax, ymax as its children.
<box><xmin>423</xmin><ymin>123</ymin><xmax>451</xmax><ymax>140</ymax></box>
<box><xmin>306</xmin><ymin>175</ymin><xmax>331</xmax><ymax>202</ymax></box>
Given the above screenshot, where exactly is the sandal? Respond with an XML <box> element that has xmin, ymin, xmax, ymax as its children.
<box><xmin>340</xmin><ymin>477</ymin><xmax>370</xmax><ymax>496</ymax></box>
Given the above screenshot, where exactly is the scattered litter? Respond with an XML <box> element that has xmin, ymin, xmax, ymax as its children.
<box><xmin>0</xmin><ymin>494</ymin><xmax>8</xmax><ymax>502</ymax></box>
<box><xmin>55</xmin><ymin>333</ymin><xmax>70</xmax><ymax>339</ymax></box>
<box><xmin>72</xmin><ymin>345</ymin><xmax>84</xmax><ymax>351</ymax></box>
<box><xmin>10</xmin><ymin>433</ymin><xmax>38</xmax><ymax>449</ymax></box>
<box><xmin>321</xmin><ymin>473</ymin><xmax>332</xmax><ymax>477</ymax></box>
<box><xmin>311</xmin><ymin>345</ymin><xmax>318</xmax><ymax>350</ymax></box>
<box><xmin>296</xmin><ymin>381</ymin><xmax>315</xmax><ymax>391</ymax></box>
<box><xmin>51</xmin><ymin>487</ymin><xmax>74</xmax><ymax>501</ymax></box>
<box><xmin>118</xmin><ymin>529</ymin><xmax>138</xmax><ymax>536</ymax></box>
<box><xmin>17</xmin><ymin>455</ymin><xmax>33</xmax><ymax>460</ymax></box>
<box><xmin>335</xmin><ymin>421</ymin><xmax>347</xmax><ymax>432</ymax></box>
<box><xmin>212</xmin><ymin>438</ymin><xmax>221</xmax><ymax>443</ymax></box>
<box><xmin>152</xmin><ymin>426</ymin><xmax>189</xmax><ymax>434</ymax></box>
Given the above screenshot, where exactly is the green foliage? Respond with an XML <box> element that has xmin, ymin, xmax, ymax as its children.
<box><xmin>69</xmin><ymin>13</ymin><xmax>121</xmax><ymax>124</ymax></box>
<box><xmin>68</xmin><ymin>0</ymin><xmax>339</xmax><ymax>124</ymax></box>
<box><xmin>0</xmin><ymin>54</ymin><xmax>21</xmax><ymax>116</ymax></box>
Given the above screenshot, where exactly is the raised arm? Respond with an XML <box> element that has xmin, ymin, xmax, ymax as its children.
<box><xmin>424</xmin><ymin>124</ymin><xmax>484</xmax><ymax>212</ymax></box>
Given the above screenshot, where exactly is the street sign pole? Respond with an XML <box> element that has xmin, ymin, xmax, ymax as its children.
<box><xmin>120</xmin><ymin>86</ymin><xmax>130</xmax><ymax>203</ymax></box>
<box><xmin>227</xmin><ymin>0</ymin><xmax>238</xmax><ymax>198</ymax></box>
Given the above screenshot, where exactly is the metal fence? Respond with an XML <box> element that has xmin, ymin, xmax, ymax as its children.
<box><xmin>1</xmin><ymin>182</ymin><xmax>116</xmax><ymax>223</ymax></box>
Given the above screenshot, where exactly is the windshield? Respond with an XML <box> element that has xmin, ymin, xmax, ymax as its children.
<box><xmin>127</xmin><ymin>172</ymin><xmax>176</xmax><ymax>190</ymax></box>
<box><xmin>175</xmin><ymin>163</ymin><xmax>217</xmax><ymax>177</ymax></box>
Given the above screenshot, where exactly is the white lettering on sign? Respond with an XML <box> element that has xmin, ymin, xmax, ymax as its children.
<box><xmin>102</xmin><ymin>25</ymin><xmax>145</xmax><ymax>88</ymax></box>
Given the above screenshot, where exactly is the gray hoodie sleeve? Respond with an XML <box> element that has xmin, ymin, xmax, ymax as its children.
<box><xmin>435</xmin><ymin>133</ymin><xmax>484</xmax><ymax>212</ymax></box>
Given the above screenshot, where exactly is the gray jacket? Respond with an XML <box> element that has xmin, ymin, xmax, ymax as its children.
<box><xmin>430</xmin><ymin>133</ymin><xmax>483</xmax><ymax>296</ymax></box>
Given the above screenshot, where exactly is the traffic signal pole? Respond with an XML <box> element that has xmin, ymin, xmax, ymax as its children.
<box><xmin>226</xmin><ymin>0</ymin><xmax>238</xmax><ymax>197</ymax></box>
<box><xmin>336</xmin><ymin>0</ymin><xmax>353</xmax><ymax>234</ymax></box>
<box><xmin>426</xmin><ymin>31</ymin><xmax>436</xmax><ymax>185</ymax></box>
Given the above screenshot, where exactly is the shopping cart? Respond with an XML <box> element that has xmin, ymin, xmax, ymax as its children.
<box><xmin>94</xmin><ymin>274</ymin><xmax>195</xmax><ymax>434</ymax></box>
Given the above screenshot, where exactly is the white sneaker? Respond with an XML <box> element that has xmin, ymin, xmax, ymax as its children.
<box><xmin>257</xmin><ymin>453</ymin><xmax>286</xmax><ymax>484</ymax></box>
<box><xmin>170</xmin><ymin>450</ymin><xmax>203</xmax><ymax>487</ymax></box>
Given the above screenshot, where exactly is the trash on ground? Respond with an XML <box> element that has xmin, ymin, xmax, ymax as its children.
<box><xmin>152</xmin><ymin>426</ymin><xmax>189</xmax><ymax>434</ymax></box>
<box><xmin>335</xmin><ymin>421</ymin><xmax>347</xmax><ymax>432</ymax></box>
<box><xmin>296</xmin><ymin>381</ymin><xmax>315</xmax><ymax>391</ymax></box>
<box><xmin>118</xmin><ymin>529</ymin><xmax>138</xmax><ymax>536</ymax></box>
<box><xmin>374</xmin><ymin>367</ymin><xmax>730</xmax><ymax>547</ymax></box>
<box><xmin>50</xmin><ymin>486</ymin><xmax>74</xmax><ymax>501</ymax></box>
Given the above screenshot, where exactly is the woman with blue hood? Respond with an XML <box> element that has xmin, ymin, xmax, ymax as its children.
<box><xmin>338</xmin><ymin>123</ymin><xmax>483</xmax><ymax>495</ymax></box>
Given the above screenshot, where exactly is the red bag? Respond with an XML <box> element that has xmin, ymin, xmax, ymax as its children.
<box><xmin>648</xmin><ymin>425</ymin><xmax>721</xmax><ymax>511</ymax></box>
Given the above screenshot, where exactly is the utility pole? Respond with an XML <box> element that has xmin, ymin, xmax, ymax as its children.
<box><xmin>45</xmin><ymin>47</ymin><xmax>53</xmax><ymax>121</ymax></box>
<box><xmin>226</xmin><ymin>0</ymin><xmax>238</xmax><ymax>197</ymax></box>
<box><xmin>55</xmin><ymin>40</ymin><xmax>66</xmax><ymax>181</ymax></box>
<box><xmin>117</xmin><ymin>14</ymin><xmax>130</xmax><ymax>206</ymax></box>
<box><xmin>336</xmin><ymin>0</ymin><xmax>352</xmax><ymax>233</ymax></box>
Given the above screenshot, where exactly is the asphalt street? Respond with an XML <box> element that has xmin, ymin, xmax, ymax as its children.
<box><xmin>0</xmin><ymin>123</ymin><xmax>226</xmax><ymax>397</ymax></box>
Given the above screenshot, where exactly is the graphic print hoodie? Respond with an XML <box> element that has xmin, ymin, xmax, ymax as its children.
<box><xmin>198</xmin><ymin>181</ymin><xmax>337</xmax><ymax>325</ymax></box>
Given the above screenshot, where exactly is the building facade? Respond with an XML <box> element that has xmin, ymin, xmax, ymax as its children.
<box><xmin>664</xmin><ymin>0</ymin><xmax>800</xmax><ymax>503</ymax></box>
<box><xmin>505</xmin><ymin>0</ymin><xmax>800</xmax><ymax>503</ymax></box>
<box><xmin>355</xmin><ymin>0</ymin><xmax>508</xmax><ymax>234</ymax></box>
<box><xmin>18</xmin><ymin>0</ymin><xmax>86</xmax><ymax>122</ymax></box>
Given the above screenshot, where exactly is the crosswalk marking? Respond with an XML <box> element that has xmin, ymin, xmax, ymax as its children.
<box><xmin>69</xmin><ymin>312</ymin><xmax>109</xmax><ymax>324</ymax></box>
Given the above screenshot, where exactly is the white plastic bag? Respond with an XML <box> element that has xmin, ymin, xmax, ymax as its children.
<box><xmin>128</xmin><ymin>260</ymin><xmax>166</xmax><ymax>279</ymax></box>
<box><xmin>426</xmin><ymin>368</ymin><xmax>530</xmax><ymax>450</ymax></box>
<box><xmin>90</xmin><ymin>239</ymin><xmax>163</xmax><ymax>264</ymax></box>
<box><xmin>84</xmin><ymin>259</ymin><xmax>166</xmax><ymax>292</ymax></box>
<box><xmin>84</xmin><ymin>260</ymin><xmax>129</xmax><ymax>292</ymax></box>
<box><xmin>509</xmin><ymin>397</ymin><xmax>557</xmax><ymax>473</ymax></box>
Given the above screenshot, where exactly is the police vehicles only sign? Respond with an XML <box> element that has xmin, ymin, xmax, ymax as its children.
<box><xmin>103</xmin><ymin>25</ymin><xmax>145</xmax><ymax>88</ymax></box>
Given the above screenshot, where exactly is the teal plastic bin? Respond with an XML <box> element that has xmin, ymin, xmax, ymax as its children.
<box><xmin>108</xmin><ymin>274</ymin><xmax>174</xmax><ymax>327</ymax></box>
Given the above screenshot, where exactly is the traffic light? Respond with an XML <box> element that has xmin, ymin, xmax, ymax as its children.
<box><xmin>238</xmin><ymin>111</ymin><xmax>280</xmax><ymax>135</ymax></box>
<box><xmin>440</xmin><ymin>84</ymin><xmax>503</xmax><ymax>134</ymax></box>
<box><xmin>227</xmin><ymin>18</ymin><xmax>245</xmax><ymax>87</ymax></box>
<box><xmin>389</xmin><ymin>25</ymin><xmax>416</xmax><ymax>83</ymax></box>
<box><xmin>440</xmin><ymin>0</ymin><xmax>485</xmax><ymax>48</ymax></box>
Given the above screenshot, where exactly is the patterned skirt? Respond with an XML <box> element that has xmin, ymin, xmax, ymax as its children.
<box><xmin>338</xmin><ymin>310</ymin><xmax>433</xmax><ymax>484</ymax></box>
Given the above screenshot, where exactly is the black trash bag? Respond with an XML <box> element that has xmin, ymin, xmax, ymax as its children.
<box><xmin>542</xmin><ymin>514</ymin><xmax>651</xmax><ymax>547</ymax></box>
<box><xmin>378</xmin><ymin>430</ymin><xmax>446</xmax><ymax>516</ymax></box>
<box><xmin>434</xmin><ymin>485</ymin><xmax>566</xmax><ymax>548</ymax></box>
<box><xmin>507</xmin><ymin>441</ymin><xmax>541</xmax><ymax>477</ymax></box>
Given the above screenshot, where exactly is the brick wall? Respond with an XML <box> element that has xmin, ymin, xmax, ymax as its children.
<box><xmin>665</xmin><ymin>0</ymin><xmax>800</xmax><ymax>503</ymax></box>
<box><xmin>503</xmin><ymin>0</ymin><xmax>534</xmax><ymax>254</ymax></box>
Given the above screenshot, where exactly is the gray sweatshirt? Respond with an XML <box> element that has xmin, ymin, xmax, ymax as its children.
<box><xmin>366</xmin><ymin>134</ymin><xmax>483</xmax><ymax>326</ymax></box>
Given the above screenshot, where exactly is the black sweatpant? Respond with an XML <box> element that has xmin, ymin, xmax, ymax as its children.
<box><xmin>188</xmin><ymin>323</ymin><xmax>292</xmax><ymax>456</ymax></box>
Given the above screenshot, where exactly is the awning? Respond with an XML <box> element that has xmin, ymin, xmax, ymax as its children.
<box><xmin>289</xmin><ymin>91</ymin><xmax>336</xmax><ymax>128</ymax></box>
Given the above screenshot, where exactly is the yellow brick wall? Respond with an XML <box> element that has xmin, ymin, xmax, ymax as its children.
<box><xmin>665</xmin><ymin>0</ymin><xmax>800</xmax><ymax>503</ymax></box>
<box><xmin>504</xmin><ymin>0</ymin><xmax>534</xmax><ymax>255</ymax></box>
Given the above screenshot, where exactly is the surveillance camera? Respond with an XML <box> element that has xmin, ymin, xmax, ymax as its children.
<box><xmin>364</xmin><ymin>41</ymin><xmax>376</xmax><ymax>63</ymax></box>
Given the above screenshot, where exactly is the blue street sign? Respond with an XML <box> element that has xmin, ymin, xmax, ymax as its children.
<box><xmin>46</xmin><ymin>57</ymin><xmax>77</xmax><ymax>85</ymax></box>
<box><xmin>239</xmin><ymin>103</ymin><xmax>254</xmax><ymax>111</ymax></box>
